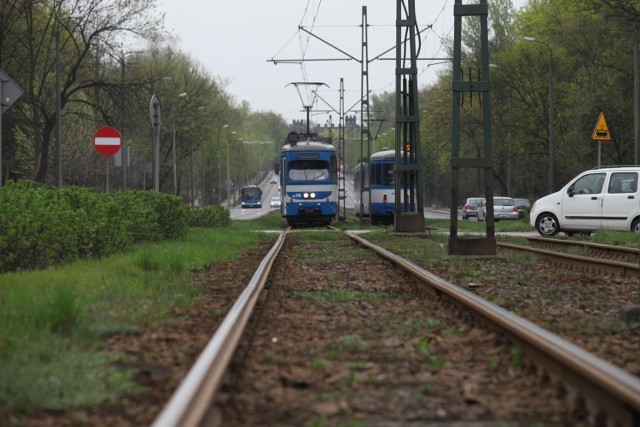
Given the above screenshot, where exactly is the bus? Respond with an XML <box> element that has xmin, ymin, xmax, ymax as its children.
<box><xmin>240</xmin><ymin>185</ymin><xmax>263</xmax><ymax>208</ymax></box>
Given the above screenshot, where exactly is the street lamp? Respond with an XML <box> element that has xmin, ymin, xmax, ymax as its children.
<box><xmin>189</xmin><ymin>105</ymin><xmax>205</xmax><ymax>207</ymax></box>
<box><xmin>524</xmin><ymin>36</ymin><xmax>554</xmax><ymax>193</ymax></box>
<box><xmin>217</xmin><ymin>124</ymin><xmax>229</xmax><ymax>204</ymax></box>
<box><xmin>227</xmin><ymin>131</ymin><xmax>237</xmax><ymax>208</ymax></box>
<box><xmin>234</xmin><ymin>138</ymin><xmax>244</xmax><ymax>205</ymax></box>
<box><xmin>54</xmin><ymin>13</ymin><xmax>82</xmax><ymax>188</ymax></box>
<box><xmin>120</xmin><ymin>50</ymin><xmax>143</xmax><ymax>190</ymax></box>
<box><xmin>172</xmin><ymin>92</ymin><xmax>188</xmax><ymax>195</ymax></box>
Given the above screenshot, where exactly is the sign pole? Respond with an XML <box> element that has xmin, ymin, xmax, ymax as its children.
<box><xmin>0</xmin><ymin>70</ymin><xmax>24</xmax><ymax>186</ymax></box>
<box><xmin>149</xmin><ymin>94</ymin><xmax>162</xmax><ymax>192</ymax></box>
<box><xmin>106</xmin><ymin>157</ymin><xmax>110</xmax><ymax>193</ymax></box>
<box><xmin>598</xmin><ymin>141</ymin><xmax>602</xmax><ymax>168</ymax></box>
<box><xmin>592</xmin><ymin>111</ymin><xmax>611</xmax><ymax>168</ymax></box>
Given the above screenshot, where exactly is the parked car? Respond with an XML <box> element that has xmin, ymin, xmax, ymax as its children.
<box><xmin>513</xmin><ymin>198</ymin><xmax>531</xmax><ymax>219</ymax></box>
<box><xmin>477</xmin><ymin>197</ymin><xmax>520</xmax><ymax>221</ymax></box>
<box><xmin>270</xmin><ymin>196</ymin><xmax>281</xmax><ymax>208</ymax></box>
<box><xmin>461</xmin><ymin>197</ymin><xmax>485</xmax><ymax>220</ymax></box>
<box><xmin>530</xmin><ymin>166</ymin><xmax>640</xmax><ymax>236</ymax></box>
<box><xmin>270</xmin><ymin>176</ymin><xmax>279</xmax><ymax>184</ymax></box>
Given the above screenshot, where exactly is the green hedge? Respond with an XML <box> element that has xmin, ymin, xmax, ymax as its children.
<box><xmin>0</xmin><ymin>181</ymin><xmax>191</xmax><ymax>273</ymax></box>
<box><xmin>187</xmin><ymin>206</ymin><xmax>231</xmax><ymax>228</ymax></box>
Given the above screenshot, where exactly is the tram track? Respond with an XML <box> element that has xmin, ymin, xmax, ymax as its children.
<box><xmin>497</xmin><ymin>239</ymin><xmax>640</xmax><ymax>278</ymax></box>
<box><xmin>528</xmin><ymin>236</ymin><xmax>640</xmax><ymax>264</ymax></box>
<box><xmin>153</xmin><ymin>229</ymin><xmax>640</xmax><ymax>427</ymax></box>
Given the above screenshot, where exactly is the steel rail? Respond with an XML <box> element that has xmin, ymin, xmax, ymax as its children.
<box><xmin>152</xmin><ymin>230</ymin><xmax>288</xmax><ymax>427</ymax></box>
<box><xmin>498</xmin><ymin>241</ymin><xmax>640</xmax><ymax>278</ymax></box>
<box><xmin>346</xmin><ymin>231</ymin><xmax>640</xmax><ymax>426</ymax></box>
<box><xmin>528</xmin><ymin>236</ymin><xmax>640</xmax><ymax>262</ymax></box>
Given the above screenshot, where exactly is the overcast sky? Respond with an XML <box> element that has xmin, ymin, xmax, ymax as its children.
<box><xmin>156</xmin><ymin>0</ymin><xmax>527</xmax><ymax>125</ymax></box>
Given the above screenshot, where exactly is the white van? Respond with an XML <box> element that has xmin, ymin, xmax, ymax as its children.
<box><xmin>530</xmin><ymin>166</ymin><xmax>640</xmax><ymax>236</ymax></box>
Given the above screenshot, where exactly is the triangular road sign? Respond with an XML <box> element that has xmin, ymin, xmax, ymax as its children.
<box><xmin>591</xmin><ymin>112</ymin><xmax>611</xmax><ymax>141</ymax></box>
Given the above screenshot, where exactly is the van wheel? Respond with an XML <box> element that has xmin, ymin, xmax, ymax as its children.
<box><xmin>536</xmin><ymin>213</ymin><xmax>559</xmax><ymax>236</ymax></box>
<box><xmin>632</xmin><ymin>218</ymin><xmax>640</xmax><ymax>233</ymax></box>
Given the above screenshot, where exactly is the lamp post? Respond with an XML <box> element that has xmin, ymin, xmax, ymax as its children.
<box><xmin>54</xmin><ymin>13</ymin><xmax>82</xmax><ymax>188</ymax></box>
<box><xmin>55</xmin><ymin>25</ymin><xmax>62</xmax><ymax>188</ymax></box>
<box><xmin>217</xmin><ymin>124</ymin><xmax>229</xmax><ymax>204</ymax></box>
<box><xmin>172</xmin><ymin>92</ymin><xmax>188</xmax><ymax>195</ymax></box>
<box><xmin>189</xmin><ymin>105</ymin><xmax>204</xmax><ymax>207</ymax></box>
<box><xmin>524</xmin><ymin>36</ymin><xmax>554</xmax><ymax>193</ymax></box>
<box><xmin>234</xmin><ymin>138</ymin><xmax>244</xmax><ymax>205</ymax></box>
<box><xmin>120</xmin><ymin>50</ymin><xmax>143</xmax><ymax>190</ymax></box>
<box><xmin>226</xmin><ymin>131</ymin><xmax>237</xmax><ymax>207</ymax></box>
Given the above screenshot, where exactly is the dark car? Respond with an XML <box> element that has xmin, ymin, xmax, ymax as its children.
<box><xmin>461</xmin><ymin>197</ymin><xmax>485</xmax><ymax>220</ymax></box>
<box><xmin>513</xmin><ymin>198</ymin><xmax>531</xmax><ymax>219</ymax></box>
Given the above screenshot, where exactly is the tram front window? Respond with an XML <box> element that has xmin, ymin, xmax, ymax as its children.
<box><xmin>288</xmin><ymin>160</ymin><xmax>329</xmax><ymax>181</ymax></box>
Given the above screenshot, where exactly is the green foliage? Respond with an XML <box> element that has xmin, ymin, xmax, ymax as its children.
<box><xmin>510</xmin><ymin>346</ymin><xmax>524</xmax><ymax>368</ymax></box>
<box><xmin>0</xmin><ymin>181</ymin><xmax>188</xmax><ymax>273</ymax></box>
<box><xmin>592</xmin><ymin>229</ymin><xmax>640</xmax><ymax>247</ymax></box>
<box><xmin>0</xmin><ymin>226</ymin><xmax>276</xmax><ymax>413</ymax></box>
<box><xmin>187</xmin><ymin>205</ymin><xmax>231</xmax><ymax>227</ymax></box>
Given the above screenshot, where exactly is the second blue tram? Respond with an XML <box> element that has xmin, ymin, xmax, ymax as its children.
<box><xmin>353</xmin><ymin>148</ymin><xmax>413</xmax><ymax>225</ymax></box>
<box><xmin>280</xmin><ymin>136</ymin><xmax>338</xmax><ymax>226</ymax></box>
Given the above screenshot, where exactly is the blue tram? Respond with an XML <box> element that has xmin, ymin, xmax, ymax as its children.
<box><xmin>353</xmin><ymin>148</ymin><xmax>413</xmax><ymax>225</ymax></box>
<box><xmin>280</xmin><ymin>133</ymin><xmax>338</xmax><ymax>226</ymax></box>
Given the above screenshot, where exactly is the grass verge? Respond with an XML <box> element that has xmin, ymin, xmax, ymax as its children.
<box><xmin>0</xmin><ymin>223</ymin><xmax>276</xmax><ymax>413</ymax></box>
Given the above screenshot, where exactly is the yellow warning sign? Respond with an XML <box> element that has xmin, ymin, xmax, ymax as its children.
<box><xmin>591</xmin><ymin>112</ymin><xmax>611</xmax><ymax>141</ymax></box>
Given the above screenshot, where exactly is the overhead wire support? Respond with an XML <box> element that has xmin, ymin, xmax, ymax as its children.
<box><xmin>286</xmin><ymin>81</ymin><xmax>328</xmax><ymax>137</ymax></box>
<box><xmin>312</xmin><ymin>90</ymin><xmax>340</xmax><ymax>116</ymax></box>
<box><xmin>359</xmin><ymin>5</ymin><xmax>372</xmax><ymax>222</ymax></box>
<box><xmin>338</xmin><ymin>78</ymin><xmax>346</xmax><ymax>221</ymax></box>
<box><xmin>298</xmin><ymin>26</ymin><xmax>361</xmax><ymax>62</ymax></box>
<box><xmin>393</xmin><ymin>0</ymin><xmax>425</xmax><ymax>233</ymax></box>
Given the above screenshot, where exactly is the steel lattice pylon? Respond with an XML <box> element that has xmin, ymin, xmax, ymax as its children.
<box><xmin>393</xmin><ymin>0</ymin><xmax>425</xmax><ymax>233</ymax></box>
<box><xmin>448</xmin><ymin>0</ymin><xmax>495</xmax><ymax>255</ymax></box>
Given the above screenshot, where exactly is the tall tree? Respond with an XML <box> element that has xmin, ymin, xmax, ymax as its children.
<box><xmin>0</xmin><ymin>0</ymin><xmax>162</xmax><ymax>184</ymax></box>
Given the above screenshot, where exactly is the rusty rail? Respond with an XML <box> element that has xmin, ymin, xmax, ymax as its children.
<box><xmin>346</xmin><ymin>231</ymin><xmax>640</xmax><ymax>426</ymax></box>
<box><xmin>528</xmin><ymin>236</ymin><xmax>640</xmax><ymax>264</ymax></box>
<box><xmin>152</xmin><ymin>230</ymin><xmax>288</xmax><ymax>427</ymax></box>
<box><xmin>499</xmin><ymin>241</ymin><xmax>640</xmax><ymax>278</ymax></box>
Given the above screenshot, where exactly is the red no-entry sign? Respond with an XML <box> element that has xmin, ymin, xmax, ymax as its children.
<box><xmin>94</xmin><ymin>126</ymin><xmax>121</xmax><ymax>156</ymax></box>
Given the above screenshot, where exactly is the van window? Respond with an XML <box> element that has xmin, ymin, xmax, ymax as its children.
<box><xmin>608</xmin><ymin>172</ymin><xmax>638</xmax><ymax>194</ymax></box>
<box><xmin>570</xmin><ymin>173</ymin><xmax>605</xmax><ymax>195</ymax></box>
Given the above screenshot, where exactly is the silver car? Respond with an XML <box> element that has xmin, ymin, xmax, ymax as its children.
<box><xmin>461</xmin><ymin>197</ymin><xmax>485</xmax><ymax>220</ymax></box>
<box><xmin>477</xmin><ymin>197</ymin><xmax>520</xmax><ymax>221</ymax></box>
<box><xmin>270</xmin><ymin>196</ymin><xmax>281</xmax><ymax>208</ymax></box>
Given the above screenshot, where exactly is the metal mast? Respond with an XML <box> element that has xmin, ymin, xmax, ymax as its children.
<box><xmin>338</xmin><ymin>78</ymin><xmax>347</xmax><ymax>221</ymax></box>
<box><xmin>359</xmin><ymin>6</ymin><xmax>372</xmax><ymax>221</ymax></box>
<box><xmin>393</xmin><ymin>0</ymin><xmax>425</xmax><ymax>232</ymax></box>
<box><xmin>448</xmin><ymin>0</ymin><xmax>495</xmax><ymax>255</ymax></box>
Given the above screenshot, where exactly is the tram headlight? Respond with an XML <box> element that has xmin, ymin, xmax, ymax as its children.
<box><xmin>310</xmin><ymin>192</ymin><xmax>316</xmax><ymax>199</ymax></box>
<box><xmin>303</xmin><ymin>192</ymin><xmax>309</xmax><ymax>199</ymax></box>
<box><xmin>302</xmin><ymin>192</ymin><xmax>316</xmax><ymax>199</ymax></box>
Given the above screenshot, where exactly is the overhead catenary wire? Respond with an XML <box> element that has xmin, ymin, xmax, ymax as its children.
<box><xmin>269</xmin><ymin>1</ymin><xmax>455</xmax><ymax>122</ymax></box>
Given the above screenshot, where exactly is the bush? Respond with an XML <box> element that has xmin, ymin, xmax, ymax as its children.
<box><xmin>187</xmin><ymin>206</ymin><xmax>231</xmax><ymax>228</ymax></box>
<box><xmin>111</xmin><ymin>191</ymin><xmax>162</xmax><ymax>242</ymax></box>
<box><xmin>0</xmin><ymin>181</ymin><xmax>80</xmax><ymax>271</ymax></box>
<box><xmin>0</xmin><ymin>181</ymin><xmax>189</xmax><ymax>273</ymax></box>
<box><xmin>148</xmin><ymin>192</ymin><xmax>188</xmax><ymax>239</ymax></box>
